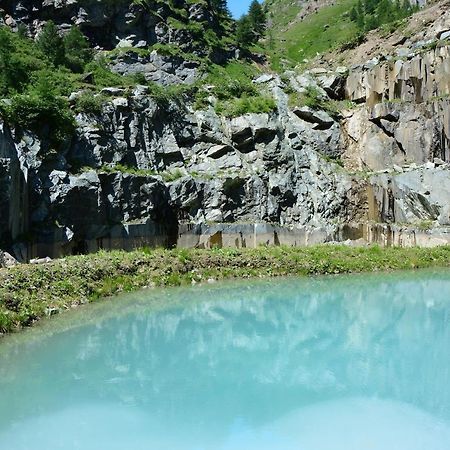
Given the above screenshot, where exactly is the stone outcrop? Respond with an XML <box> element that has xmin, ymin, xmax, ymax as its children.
<box><xmin>342</xmin><ymin>100</ymin><xmax>450</xmax><ymax>170</ymax></box>
<box><xmin>339</xmin><ymin>39</ymin><xmax>450</xmax><ymax>246</ymax></box>
<box><xmin>345</xmin><ymin>46</ymin><xmax>450</xmax><ymax>106</ymax></box>
<box><xmin>1</xmin><ymin>0</ymin><xmax>228</xmax><ymax>54</ymax></box>
<box><xmin>369</xmin><ymin>166</ymin><xmax>450</xmax><ymax>226</ymax></box>
<box><xmin>0</xmin><ymin>75</ymin><xmax>368</xmax><ymax>259</ymax></box>
<box><xmin>0</xmin><ymin>250</ymin><xmax>18</xmax><ymax>268</ymax></box>
<box><xmin>0</xmin><ymin>1</ymin><xmax>449</xmax><ymax>259</ymax></box>
<box><xmin>0</xmin><ymin>122</ymin><xmax>27</xmax><ymax>249</ymax></box>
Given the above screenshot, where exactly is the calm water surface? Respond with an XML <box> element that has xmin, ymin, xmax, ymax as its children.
<box><xmin>1</xmin><ymin>270</ymin><xmax>450</xmax><ymax>449</ymax></box>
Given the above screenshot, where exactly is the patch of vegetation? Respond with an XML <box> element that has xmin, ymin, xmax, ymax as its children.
<box><xmin>193</xmin><ymin>60</ymin><xmax>275</xmax><ymax>115</ymax></box>
<box><xmin>289</xmin><ymin>85</ymin><xmax>324</xmax><ymax>109</ymax></box>
<box><xmin>74</xmin><ymin>92</ymin><xmax>108</xmax><ymax>114</ymax></box>
<box><xmin>194</xmin><ymin>60</ymin><xmax>260</xmax><ymax>106</ymax></box>
<box><xmin>95</xmin><ymin>164</ymin><xmax>184</xmax><ymax>181</ymax></box>
<box><xmin>416</xmin><ymin>220</ymin><xmax>435</xmax><ymax>231</ymax></box>
<box><xmin>288</xmin><ymin>85</ymin><xmax>358</xmax><ymax>117</ymax></box>
<box><xmin>0</xmin><ymin>24</ymin><xmax>94</xmax><ymax>145</ymax></box>
<box><xmin>98</xmin><ymin>164</ymin><xmax>159</xmax><ymax>177</ymax></box>
<box><xmin>266</xmin><ymin>0</ymin><xmax>359</xmax><ymax>68</ymax></box>
<box><xmin>1</xmin><ymin>245</ymin><xmax>450</xmax><ymax>334</ymax></box>
<box><xmin>350</xmin><ymin>0</ymin><xmax>419</xmax><ymax>33</ymax></box>
<box><xmin>0</xmin><ymin>69</ymin><xmax>76</xmax><ymax>146</ymax></box>
<box><xmin>216</xmin><ymin>95</ymin><xmax>277</xmax><ymax>117</ymax></box>
<box><xmin>162</xmin><ymin>168</ymin><xmax>184</xmax><ymax>182</ymax></box>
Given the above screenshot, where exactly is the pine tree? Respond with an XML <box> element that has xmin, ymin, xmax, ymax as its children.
<box><xmin>247</xmin><ymin>0</ymin><xmax>266</xmax><ymax>39</ymax></box>
<box><xmin>377</xmin><ymin>0</ymin><xmax>393</xmax><ymax>24</ymax></box>
<box><xmin>0</xmin><ymin>28</ymin><xmax>15</xmax><ymax>95</ymax></box>
<box><xmin>63</xmin><ymin>26</ymin><xmax>92</xmax><ymax>73</ymax></box>
<box><xmin>210</xmin><ymin>0</ymin><xmax>230</xmax><ymax>17</ymax></box>
<box><xmin>236</xmin><ymin>15</ymin><xmax>254</xmax><ymax>47</ymax></box>
<box><xmin>355</xmin><ymin>0</ymin><xmax>365</xmax><ymax>29</ymax></box>
<box><xmin>36</xmin><ymin>21</ymin><xmax>65</xmax><ymax>66</ymax></box>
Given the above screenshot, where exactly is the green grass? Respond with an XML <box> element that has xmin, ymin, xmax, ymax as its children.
<box><xmin>267</xmin><ymin>0</ymin><xmax>359</xmax><ymax>68</ymax></box>
<box><xmin>215</xmin><ymin>95</ymin><xmax>277</xmax><ymax>117</ymax></box>
<box><xmin>94</xmin><ymin>164</ymin><xmax>184</xmax><ymax>182</ymax></box>
<box><xmin>266</xmin><ymin>0</ymin><xmax>304</xmax><ymax>31</ymax></box>
<box><xmin>193</xmin><ymin>60</ymin><xmax>273</xmax><ymax>115</ymax></box>
<box><xmin>0</xmin><ymin>245</ymin><xmax>449</xmax><ymax>334</ymax></box>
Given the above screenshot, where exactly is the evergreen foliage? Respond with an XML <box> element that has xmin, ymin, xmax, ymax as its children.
<box><xmin>63</xmin><ymin>26</ymin><xmax>93</xmax><ymax>73</ymax></box>
<box><xmin>0</xmin><ymin>25</ymin><xmax>91</xmax><ymax>146</ymax></box>
<box><xmin>248</xmin><ymin>0</ymin><xmax>267</xmax><ymax>38</ymax></box>
<box><xmin>236</xmin><ymin>15</ymin><xmax>255</xmax><ymax>47</ymax></box>
<box><xmin>350</xmin><ymin>0</ymin><xmax>418</xmax><ymax>31</ymax></box>
<box><xmin>236</xmin><ymin>0</ymin><xmax>267</xmax><ymax>47</ymax></box>
<box><xmin>36</xmin><ymin>21</ymin><xmax>65</xmax><ymax>66</ymax></box>
<box><xmin>210</xmin><ymin>0</ymin><xmax>231</xmax><ymax>18</ymax></box>
<box><xmin>3</xmin><ymin>70</ymin><xmax>76</xmax><ymax>145</ymax></box>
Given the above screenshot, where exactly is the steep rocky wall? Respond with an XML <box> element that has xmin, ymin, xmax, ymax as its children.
<box><xmin>0</xmin><ymin>123</ymin><xmax>27</xmax><ymax>249</ymax></box>
<box><xmin>1</xmin><ymin>0</ymin><xmax>225</xmax><ymax>53</ymax></box>
<box><xmin>343</xmin><ymin>44</ymin><xmax>450</xmax><ymax>170</ymax></box>
<box><xmin>1</xmin><ymin>2</ymin><xmax>450</xmax><ymax>257</ymax></box>
<box><xmin>0</xmin><ymin>78</ymin><xmax>368</xmax><ymax>259</ymax></box>
<box><xmin>341</xmin><ymin>40</ymin><xmax>450</xmax><ymax>240</ymax></box>
<box><xmin>346</xmin><ymin>45</ymin><xmax>450</xmax><ymax>106</ymax></box>
<box><xmin>342</xmin><ymin>99</ymin><xmax>450</xmax><ymax>171</ymax></box>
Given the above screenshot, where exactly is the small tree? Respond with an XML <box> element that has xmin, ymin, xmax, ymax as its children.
<box><xmin>247</xmin><ymin>0</ymin><xmax>266</xmax><ymax>40</ymax></box>
<box><xmin>236</xmin><ymin>15</ymin><xmax>254</xmax><ymax>47</ymax></box>
<box><xmin>63</xmin><ymin>26</ymin><xmax>92</xmax><ymax>73</ymax></box>
<box><xmin>36</xmin><ymin>21</ymin><xmax>65</xmax><ymax>66</ymax></box>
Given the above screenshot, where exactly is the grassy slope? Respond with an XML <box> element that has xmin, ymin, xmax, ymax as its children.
<box><xmin>266</xmin><ymin>0</ymin><xmax>358</xmax><ymax>68</ymax></box>
<box><xmin>1</xmin><ymin>245</ymin><xmax>450</xmax><ymax>334</ymax></box>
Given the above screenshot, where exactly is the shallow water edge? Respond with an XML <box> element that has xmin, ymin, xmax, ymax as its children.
<box><xmin>1</xmin><ymin>245</ymin><xmax>450</xmax><ymax>335</ymax></box>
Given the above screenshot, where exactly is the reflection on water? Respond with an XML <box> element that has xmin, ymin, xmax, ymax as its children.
<box><xmin>0</xmin><ymin>270</ymin><xmax>450</xmax><ymax>449</ymax></box>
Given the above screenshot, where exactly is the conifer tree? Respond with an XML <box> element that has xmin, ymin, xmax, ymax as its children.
<box><xmin>248</xmin><ymin>0</ymin><xmax>266</xmax><ymax>39</ymax></box>
<box><xmin>63</xmin><ymin>26</ymin><xmax>92</xmax><ymax>73</ymax></box>
<box><xmin>36</xmin><ymin>21</ymin><xmax>65</xmax><ymax>66</ymax></box>
<box><xmin>236</xmin><ymin>15</ymin><xmax>254</xmax><ymax>47</ymax></box>
<box><xmin>211</xmin><ymin>0</ymin><xmax>230</xmax><ymax>17</ymax></box>
<box><xmin>236</xmin><ymin>0</ymin><xmax>267</xmax><ymax>47</ymax></box>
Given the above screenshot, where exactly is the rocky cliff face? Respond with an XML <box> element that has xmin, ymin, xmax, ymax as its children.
<box><xmin>1</xmin><ymin>0</ymin><xmax>234</xmax><ymax>86</ymax></box>
<box><xmin>1</xmin><ymin>0</ymin><xmax>227</xmax><ymax>53</ymax></box>
<box><xmin>341</xmin><ymin>36</ymin><xmax>450</xmax><ymax>244</ymax></box>
<box><xmin>0</xmin><ymin>78</ymin><xmax>366</xmax><ymax>258</ymax></box>
<box><xmin>0</xmin><ymin>0</ymin><xmax>449</xmax><ymax>260</ymax></box>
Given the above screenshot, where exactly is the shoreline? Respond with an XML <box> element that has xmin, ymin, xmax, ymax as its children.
<box><xmin>1</xmin><ymin>245</ymin><xmax>450</xmax><ymax>335</ymax></box>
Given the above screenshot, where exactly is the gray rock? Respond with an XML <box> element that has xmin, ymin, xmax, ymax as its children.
<box><xmin>206</xmin><ymin>144</ymin><xmax>234</xmax><ymax>159</ymax></box>
<box><xmin>253</xmin><ymin>74</ymin><xmax>274</xmax><ymax>84</ymax></box>
<box><xmin>438</xmin><ymin>30</ymin><xmax>450</xmax><ymax>40</ymax></box>
<box><xmin>0</xmin><ymin>250</ymin><xmax>19</xmax><ymax>268</ymax></box>
<box><xmin>293</xmin><ymin>106</ymin><xmax>335</xmax><ymax>130</ymax></box>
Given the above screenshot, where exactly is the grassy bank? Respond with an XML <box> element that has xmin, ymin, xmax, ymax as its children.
<box><xmin>1</xmin><ymin>245</ymin><xmax>450</xmax><ymax>334</ymax></box>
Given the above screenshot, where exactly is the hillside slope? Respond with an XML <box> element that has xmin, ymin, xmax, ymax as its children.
<box><xmin>0</xmin><ymin>0</ymin><xmax>449</xmax><ymax>262</ymax></box>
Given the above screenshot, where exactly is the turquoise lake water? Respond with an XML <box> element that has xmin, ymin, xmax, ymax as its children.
<box><xmin>1</xmin><ymin>270</ymin><xmax>450</xmax><ymax>449</ymax></box>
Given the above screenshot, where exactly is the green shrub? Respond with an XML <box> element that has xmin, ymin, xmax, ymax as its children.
<box><xmin>1</xmin><ymin>70</ymin><xmax>75</xmax><ymax>145</ymax></box>
<box><xmin>63</xmin><ymin>26</ymin><xmax>93</xmax><ymax>73</ymax></box>
<box><xmin>0</xmin><ymin>26</ymin><xmax>46</xmax><ymax>95</ymax></box>
<box><xmin>216</xmin><ymin>95</ymin><xmax>277</xmax><ymax>117</ymax></box>
<box><xmin>74</xmin><ymin>93</ymin><xmax>107</xmax><ymax>114</ymax></box>
<box><xmin>162</xmin><ymin>168</ymin><xmax>184</xmax><ymax>182</ymax></box>
<box><xmin>84</xmin><ymin>58</ymin><xmax>127</xmax><ymax>88</ymax></box>
<box><xmin>36</xmin><ymin>21</ymin><xmax>65</xmax><ymax>66</ymax></box>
